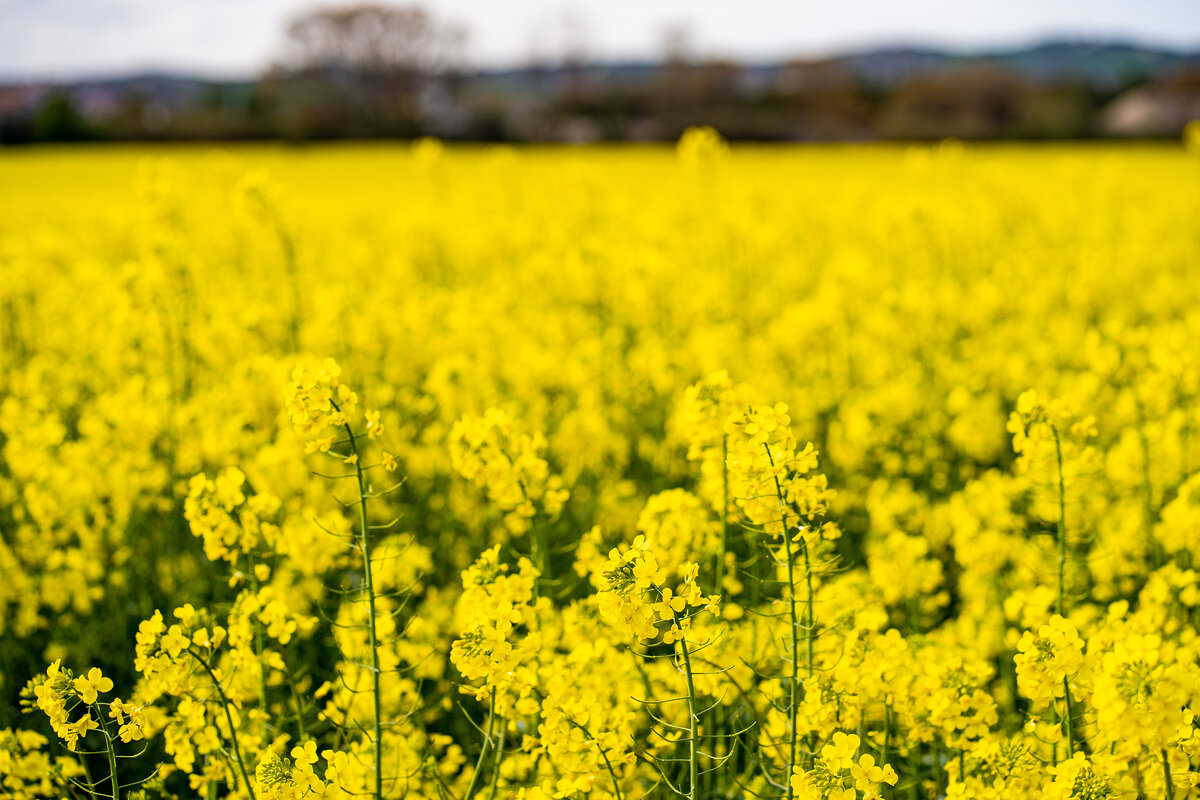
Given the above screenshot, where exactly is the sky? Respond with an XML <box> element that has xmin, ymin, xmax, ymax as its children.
<box><xmin>2</xmin><ymin>0</ymin><xmax>1199</xmax><ymax>81</ymax></box>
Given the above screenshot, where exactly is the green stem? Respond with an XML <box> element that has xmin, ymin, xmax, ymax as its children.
<box><xmin>248</xmin><ymin>556</ymin><xmax>269</xmax><ymax>714</ymax></box>
<box><xmin>186</xmin><ymin>649</ymin><xmax>257</xmax><ymax>800</ymax></box>
<box><xmin>498</xmin><ymin>448</ymin><xmax>546</xmax><ymax>597</ymax></box>
<box><xmin>931</xmin><ymin>742</ymin><xmax>939</xmax><ymax>800</ymax></box>
<box><xmin>677</xmin><ymin>622</ymin><xmax>700</xmax><ymax>800</ymax></box>
<box><xmin>906</xmin><ymin>747</ymin><xmax>919</xmax><ymax>800</ymax></box>
<box><xmin>1050</xmin><ymin>425</ymin><xmax>1077</xmax><ymax>754</ymax></box>
<box><xmin>801</xmin><ymin>537</ymin><xmax>817</xmax><ymax>767</ymax></box>
<box><xmin>544</xmin><ymin>692</ymin><xmax>623</xmax><ymax>800</ymax></box>
<box><xmin>715</xmin><ymin>435</ymin><xmax>729</xmax><ymax>798</ymax></box>
<box><xmin>488</xmin><ymin>717</ymin><xmax>507</xmax><ymax>800</ymax></box>
<box><xmin>1062</xmin><ymin>679</ymin><xmax>1076</xmax><ymax>755</ymax></box>
<box><xmin>802</xmin><ymin>540</ymin><xmax>815</xmax><ymax>684</ymax></box>
<box><xmin>881</xmin><ymin>702</ymin><xmax>891</xmax><ymax>768</ymax></box>
<box><xmin>283</xmin><ymin>663</ymin><xmax>308</xmax><ymax>740</ymax></box>
<box><xmin>95</xmin><ymin>707</ymin><xmax>120</xmax><ymax>800</ymax></box>
<box><xmin>463</xmin><ymin>689</ymin><xmax>497</xmax><ymax>800</ymax></box>
<box><xmin>716</xmin><ymin>435</ymin><xmax>729</xmax><ymax>599</ymax></box>
<box><xmin>75</xmin><ymin>750</ymin><xmax>97</xmax><ymax>800</ymax></box>
<box><xmin>1052</xmin><ymin>424</ymin><xmax>1067</xmax><ymax>619</ymax></box>
<box><xmin>530</xmin><ymin>513</ymin><xmax>546</xmax><ymax>597</ymax></box>
<box><xmin>341</xmin><ymin>419</ymin><xmax>384</xmax><ymax>800</ymax></box>
<box><xmin>764</xmin><ymin>443</ymin><xmax>805</xmax><ymax>790</ymax></box>
<box><xmin>1134</xmin><ymin>395</ymin><xmax>1161</xmax><ymax>568</ymax></box>
<box><xmin>593</xmin><ymin>734</ymin><xmax>624</xmax><ymax>800</ymax></box>
<box><xmin>266</xmin><ymin>205</ymin><xmax>301</xmax><ymax>354</ymax></box>
<box><xmin>1162</xmin><ymin>749</ymin><xmax>1175</xmax><ymax>800</ymax></box>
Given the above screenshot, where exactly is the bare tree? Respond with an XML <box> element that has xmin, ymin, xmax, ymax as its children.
<box><xmin>274</xmin><ymin>3</ymin><xmax>466</xmax><ymax>136</ymax></box>
<box><xmin>661</xmin><ymin>23</ymin><xmax>695</xmax><ymax>67</ymax></box>
<box><xmin>283</xmin><ymin>3</ymin><xmax>464</xmax><ymax>75</ymax></box>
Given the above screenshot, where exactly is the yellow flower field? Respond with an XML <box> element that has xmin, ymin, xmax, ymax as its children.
<box><xmin>1</xmin><ymin>139</ymin><xmax>1199</xmax><ymax>800</ymax></box>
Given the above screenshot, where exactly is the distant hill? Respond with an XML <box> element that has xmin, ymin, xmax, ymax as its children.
<box><xmin>811</xmin><ymin>41</ymin><xmax>1200</xmax><ymax>88</ymax></box>
<box><xmin>3</xmin><ymin>39</ymin><xmax>1199</xmax><ymax>143</ymax></box>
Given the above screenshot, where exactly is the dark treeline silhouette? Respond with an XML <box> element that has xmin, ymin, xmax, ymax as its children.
<box><xmin>2</xmin><ymin>3</ymin><xmax>1200</xmax><ymax>144</ymax></box>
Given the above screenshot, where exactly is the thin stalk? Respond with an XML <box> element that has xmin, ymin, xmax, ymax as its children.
<box><xmin>462</xmin><ymin>689</ymin><xmax>497</xmax><ymax>800</ymax></box>
<box><xmin>594</xmin><ymin>734</ymin><xmax>625</xmax><ymax>800</ymax></box>
<box><xmin>264</xmin><ymin>203</ymin><xmax>301</xmax><ymax>354</ymax></box>
<box><xmin>248</xmin><ymin>557</ymin><xmax>269</xmax><ymax>713</ymax></box>
<box><xmin>881</xmin><ymin>702</ymin><xmax>891</xmax><ymax>768</ymax></box>
<box><xmin>1050</xmin><ymin>425</ymin><xmax>1076</xmax><ymax>754</ymax></box>
<box><xmin>931</xmin><ymin>742</ymin><xmax>939</xmax><ymax>800</ymax></box>
<box><xmin>716</xmin><ymin>435</ymin><xmax>729</xmax><ymax>600</ymax></box>
<box><xmin>186</xmin><ymin>648</ymin><xmax>257</xmax><ymax>800</ymax></box>
<box><xmin>96</xmin><ymin>708</ymin><xmax>120</xmax><ymax>800</ymax></box>
<box><xmin>800</xmin><ymin>537</ymin><xmax>817</xmax><ymax>768</ymax></box>
<box><xmin>676</xmin><ymin>622</ymin><xmax>700</xmax><ymax>800</ymax></box>
<box><xmin>1183</xmin><ymin>416</ymin><xmax>1192</xmax><ymax>479</ymax></box>
<box><xmin>338</xmin><ymin>413</ymin><xmax>383</xmax><ymax>800</ymax></box>
<box><xmin>498</xmin><ymin>449</ymin><xmax>546</xmax><ymax>597</ymax></box>
<box><xmin>1061</xmin><ymin>681</ymin><xmax>1076</xmax><ymax>755</ymax></box>
<box><xmin>529</xmin><ymin>513</ymin><xmax>547</xmax><ymax>597</ymax></box>
<box><xmin>714</xmin><ymin>435</ymin><xmax>729</xmax><ymax>798</ymax></box>
<box><xmin>56</xmin><ymin>767</ymin><xmax>89</xmax><ymax>800</ymax></box>
<box><xmin>906</xmin><ymin>747</ymin><xmax>919</xmax><ymax>800</ymax></box>
<box><xmin>76</xmin><ymin>749</ymin><xmax>97</xmax><ymax>800</ymax></box>
<box><xmin>283</xmin><ymin>663</ymin><xmax>308</xmax><ymax>740</ymax></box>
<box><xmin>546</xmin><ymin>693</ymin><xmax>623</xmax><ymax>800</ymax></box>
<box><xmin>765</xmin><ymin>442</ymin><xmax>805</xmax><ymax>792</ymax></box>
<box><xmin>1052</xmin><ymin>424</ymin><xmax>1067</xmax><ymax>618</ymax></box>
<box><xmin>488</xmin><ymin>719</ymin><xmax>507</xmax><ymax>800</ymax></box>
<box><xmin>1162</xmin><ymin>749</ymin><xmax>1175</xmax><ymax>800</ymax></box>
<box><xmin>1134</xmin><ymin>395</ymin><xmax>1161</xmax><ymax>568</ymax></box>
<box><xmin>801</xmin><ymin>540</ymin><xmax>815</xmax><ymax>682</ymax></box>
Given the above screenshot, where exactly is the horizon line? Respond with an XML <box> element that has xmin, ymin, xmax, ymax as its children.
<box><xmin>3</xmin><ymin>31</ymin><xmax>1199</xmax><ymax>86</ymax></box>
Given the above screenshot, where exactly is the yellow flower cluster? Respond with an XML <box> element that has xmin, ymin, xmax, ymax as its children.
<box><xmin>450</xmin><ymin>545</ymin><xmax>542</xmax><ymax>704</ymax></box>
<box><xmin>449</xmin><ymin>409</ymin><xmax>569</xmax><ymax>535</ymax></box>
<box><xmin>635</xmin><ymin>489</ymin><xmax>721</xmax><ymax>581</ymax></box>
<box><xmin>532</xmin><ymin>657</ymin><xmax>636</xmax><ymax>797</ymax></box>
<box><xmin>185</xmin><ymin>466</ymin><xmax>282</xmax><ymax>562</ymax></box>
<box><xmin>725</xmin><ymin>403</ymin><xmax>836</xmax><ymax>540</ymax></box>
<box><xmin>28</xmin><ymin>661</ymin><xmax>145</xmax><ymax>751</ymax></box>
<box><xmin>677</xmin><ymin>370</ymin><xmax>745</xmax><ymax>512</ymax></box>
<box><xmin>132</xmin><ymin>596</ymin><xmax>314</xmax><ymax>787</ymax></box>
<box><xmin>0</xmin><ymin>729</ymin><xmax>83</xmax><ymax>800</ymax></box>
<box><xmin>255</xmin><ymin>742</ymin><xmax>330</xmax><ymax>800</ymax></box>
<box><xmin>790</xmin><ymin>732</ymin><xmax>898</xmax><ymax>800</ymax></box>
<box><xmin>1007</xmin><ymin>389</ymin><xmax>1100</xmax><ymax>521</ymax></box>
<box><xmin>676</xmin><ymin>125</ymin><xmax>730</xmax><ymax>165</ymax></box>
<box><xmin>1040</xmin><ymin>753</ymin><xmax>1119</xmax><ymax>800</ymax></box>
<box><xmin>596</xmin><ymin>535</ymin><xmax>719</xmax><ymax>643</ymax></box>
<box><xmin>31</xmin><ymin>662</ymin><xmax>105</xmax><ymax>751</ymax></box>
<box><xmin>1091</xmin><ymin>630</ymin><xmax>1200</xmax><ymax>755</ymax></box>
<box><xmin>1014</xmin><ymin>615</ymin><xmax>1085</xmax><ymax>706</ymax></box>
<box><xmin>286</xmin><ymin>359</ymin><xmax>358</xmax><ymax>452</ymax></box>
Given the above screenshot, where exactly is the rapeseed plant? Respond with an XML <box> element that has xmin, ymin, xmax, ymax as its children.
<box><xmin>0</xmin><ymin>141</ymin><xmax>1197</xmax><ymax>800</ymax></box>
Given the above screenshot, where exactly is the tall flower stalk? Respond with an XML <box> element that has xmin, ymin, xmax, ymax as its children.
<box><xmin>725</xmin><ymin>402</ymin><xmax>837</xmax><ymax>793</ymax></box>
<box><xmin>26</xmin><ymin>663</ymin><xmax>153</xmax><ymax>800</ymax></box>
<box><xmin>1010</xmin><ymin>390</ymin><xmax>1097</xmax><ymax>759</ymax></box>
<box><xmin>286</xmin><ymin>359</ymin><xmax>398</xmax><ymax>800</ymax></box>
<box><xmin>596</xmin><ymin>536</ymin><xmax>721</xmax><ymax>799</ymax></box>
